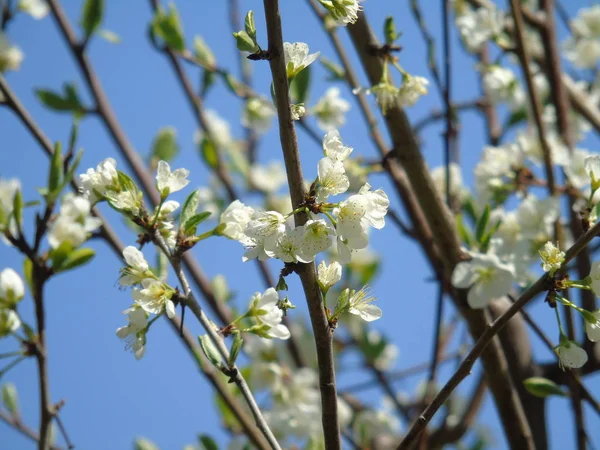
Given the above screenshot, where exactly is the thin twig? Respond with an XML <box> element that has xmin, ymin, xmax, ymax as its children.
<box><xmin>0</xmin><ymin>410</ymin><xmax>62</xmax><ymax>450</ymax></box>
<box><xmin>263</xmin><ymin>1</ymin><xmax>341</xmax><ymax>448</ymax></box>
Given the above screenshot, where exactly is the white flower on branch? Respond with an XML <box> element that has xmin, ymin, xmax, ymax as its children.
<box><xmin>116</xmin><ymin>307</ymin><xmax>148</xmax><ymax>360</ymax></box>
<box><xmin>455</xmin><ymin>5</ymin><xmax>504</xmax><ymax>53</ymax></box>
<box><xmin>347</xmin><ymin>287</ymin><xmax>382</xmax><ymax>322</ymax></box>
<box><xmin>219</xmin><ymin>200</ymin><xmax>255</xmax><ymax>244</ymax></box>
<box><xmin>133</xmin><ymin>278</ymin><xmax>176</xmax><ymax>318</ymax></box>
<box><xmin>120</xmin><ymin>246</ymin><xmax>152</xmax><ymax>287</ymax></box>
<box><xmin>451</xmin><ymin>250</ymin><xmax>516</xmax><ymax>309</ymax></box>
<box><xmin>79</xmin><ymin>157</ymin><xmax>118</xmax><ymax>204</ymax></box>
<box><xmin>251</xmin><ymin>288</ymin><xmax>290</xmax><ymax>340</ymax></box>
<box><xmin>584</xmin><ymin>310</ymin><xmax>600</xmax><ymax>342</ymax></box>
<box><xmin>397</xmin><ymin>75</ymin><xmax>429</xmax><ymax>108</ymax></box>
<box><xmin>48</xmin><ymin>194</ymin><xmax>102</xmax><ymax>249</ymax></box>
<box><xmin>563</xmin><ymin>5</ymin><xmax>600</xmax><ymax>68</ymax></box>
<box><xmin>0</xmin><ymin>268</ymin><xmax>24</xmax><ymax>308</ymax></box>
<box><xmin>17</xmin><ymin>0</ymin><xmax>49</xmax><ymax>19</ymax></box>
<box><xmin>242</xmin><ymin>97</ymin><xmax>276</xmax><ymax>134</ymax></box>
<box><xmin>0</xmin><ymin>33</ymin><xmax>23</xmax><ymax>73</ymax></box>
<box><xmin>584</xmin><ymin>154</ymin><xmax>600</xmax><ymax>189</ymax></box>
<box><xmin>555</xmin><ymin>339</ymin><xmax>588</xmax><ymax>370</ymax></box>
<box><xmin>431</xmin><ymin>162</ymin><xmax>464</xmax><ymax>202</ymax></box>
<box><xmin>317</xmin><ymin>260</ymin><xmax>342</xmax><ymax>293</ymax></box>
<box><xmin>264</xmin><ymin>225</ymin><xmax>311</xmax><ymax>263</ymax></box>
<box><xmin>0</xmin><ymin>178</ymin><xmax>20</xmax><ymax>242</ymax></box>
<box><xmin>156</xmin><ymin>160</ymin><xmax>190</xmax><ymax>198</ymax></box>
<box><xmin>323</xmin><ymin>129</ymin><xmax>353</xmax><ymax>162</ymax></box>
<box><xmin>317</xmin><ymin>156</ymin><xmax>350</xmax><ymax>201</ymax></box>
<box><xmin>249</xmin><ymin>161</ymin><xmax>287</xmax><ymax>194</ymax></box>
<box><xmin>0</xmin><ymin>308</ymin><xmax>21</xmax><ymax>337</ymax></box>
<box><xmin>538</xmin><ymin>242</ymin><xmax>565</xmax><ymax>276</ymax></box>
<box><xmin>482</xmin><ymin>66</ymin><xmax>522</xmax><ymax>107</ymax></box>
<box><xmin>318</xmin><ymin>0</ymin><xmax>363</xmax><ymax>25</ymax></box>
<box><xmin>312</xmin><ymin>87</ymin><xmax>351</xmax><ymax>131</ymax></box>
<box><xmin>283</xmin><ymin>42</ymin><xmax>320</xmax><ymax>79</ymax></box>
<box><xmin>300</xmin><ymin>219</ymin><xmax>335</xmax><ymax>261</ymax></box>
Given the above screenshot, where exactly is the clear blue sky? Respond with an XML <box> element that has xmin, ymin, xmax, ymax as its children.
<box><xmin>1</xmin><ymin>1</ymin><xmax>599</xmax><ymax>449</ymax></box>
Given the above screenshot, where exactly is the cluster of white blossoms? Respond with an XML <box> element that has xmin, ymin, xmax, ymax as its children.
<box><xmin>47</xmin><ymin>193</ymin><xmax>102</xmax><ymax>250</ymax></box>
<box><xmin>219</xmin><ymin>130</ymin><xmax>389</xmax><ymax>264</ymax></box>
<box><xmin>310</xmin><ymin>87</ymin><xmax>351</xmax><ymax>132</ymax></box>
<box><xmin>358</xmin><ymin>71</ymin><xmax>429</xmax><ymax>114</ymax></box>
<box><xmin>454</xmin><ymin>2</ymin><xmax>504</xmax><ymax>53</ymax></box>
<box><xmin>0</xmin><ymin>268</ymin><xmax>24</xmax><ymax>338</ymax></box>
<box><xmin>318</xmin><ymin>0</ymin><xmax>363</xmax><ymax>26</ymax></box>
<box><xmin>116</xmin><ymin>246</ymin><xmax>176</xmax><ymax>359</ymax></box>
<box><xmin>563</xmin><ymin>5</ymin><xmax>600</xmax><ymax>69</ymax></box>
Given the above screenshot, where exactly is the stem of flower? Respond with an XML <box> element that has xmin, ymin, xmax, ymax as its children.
<box><xmin>323</xmin><ymin>210</ymin><xmax>337</xmax><ymax>227</ymax></box>
<box><xmin>0</xmin><ymin>355</ymin><xmax>27</xmax><ymax>378</ymax></box>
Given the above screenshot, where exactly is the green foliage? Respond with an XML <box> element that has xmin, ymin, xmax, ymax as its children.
<box><xmin>523</xmin><ymin>377</ymin><xmax>567</xmax><ymax>398</ymax></box>
<box><xmin>81</xmin><ymin>0</ymin><xmax>104</xmax><ymax>38</ymax></box>
<box><xmin>290</xmin><ymin>64</ymin><xmax>311</xmax><ymax>104</ymax></box>
<box><xmin>2</xmin><ymin>383</ymin><xmax>19</xmax><ymax>417</ymax></box>
<box><xmin>183</xmin><ymin>212</ymin><xmax>211</xmax><ymax>236</ymax></box>
<box><xmin>384</xmin><ymin>16</ymin><xmax>401</xmax><ymax>44</ymax></box>
<box><xmin>200</xmin><ymin>138</ymin><xmax>219</xmax><ymax>169</ymax></box>
<box><xmin>199</xmin><ymin>435</ymin><xmax>219</xmax><ymax>450</ymax></box>
<box><xmin>150</xmin><ymin>127</ymin><xmax>179</xmax><ymax>164</ymax></box>
<box><xmin>35</xmin><ymin>83</ymin><xmax>86</xmax><ymax>117</ymax></box>
<box><xmin>55</xmin><ymin>248</ymin><xmax>95</xmax><ymax>272</ymax></box>
<box><xmin>152</xmin><ymin>4</ymin><xmax>186</xmax><ymax>52</ymax></box>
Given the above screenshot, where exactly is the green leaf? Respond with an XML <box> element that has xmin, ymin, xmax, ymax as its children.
<box><xmin>56</xmin><ymin>248</ymin><xmax>95</xmax><ymax>272</ymax></box>
<box><xmin>81</xmin><ymin>0</ymin><xmax>104</xmax><ymax>38</ymax></box>
<box><xmin>456</xmin><ymin>214</ymin><xmax>473</xmax><ymax>248</ymax></box>
<box><xmin>384</xmin><ymin>17</ymin><xmax>400</xmax><ymax>44</ymax></box>
<box><xmin>320</xmin><ymin>56</ymin><xmax>345</xmax><ymax>81</ymax></box>
<box><xmin>49</xmin><ymin>241</ymin><xmax>74</xmax><ymax>271</ymax></box>
<box><xmin>2</xmin><ymin>383</ymin><xmax>19</xmax><ymax>417</ymax></box>
<box><xmin>193</xmin><ymin>36</ymin><xmax>216</xmax><ymax>69</ymax></box>
<box><xmin>23</xmin><ymin>258</ymin><xmax>33</xmax><ymax>293</ymax></box>
<box><xmin>200</xmin><ymin>70</ymin><xmax>216</xmax><ymax>98</ymax></box>
<box><xmin>505</xmin><ymin>107</ymin><xmax>528</xmax><ymax>129</ymax></box>
<box><xmin>200</xmin><ymin>138</ymin><xmax>218</xmax><ymax>169</ymax></box>
<box><xmin>523</xmin><ymin>377</ymin><xmax>567</xmax><ymax>398</ymax></box>
<box><xmin>98</xmin><ymin>29</ymin><xmax>121</xmax><ymax>44</ymax></box>
<box><xmin>180</xmin><ymin>190</ymin><xmax>201</xmax><ymax>229</ymax></box>
<box><xmin>198</xmin><ymin>334</ymin><xmax>223</xmax><ymax>368</ymax></box>
<box><xmin>233</xmin><ymin>30</ymin><xmax>258</xmax><ymax>53</ymax></box>
<box><xmin>244</xmin><ymin>10</ymin><xmax>256</xmax><ymax>41</ymax></box>
<box><xmin>48</xmin><ymin>142</ymin><xmax>64</xmax><ymax>195</ymax></box>
<box><xmin>228</xmin><ymin>333</ymin><xmax>243</xmax><ymax>366</ymax></box>
<box><xmin>152</xmin><ymin>4</ymin><xmax>185</xmax><ymax>52</ymax></box>
<box><xmin>198</xmin><ymin>434</ymin><xmax>219</xmax><ymax>450</ymax></box>
<box><xmin>290</xmin><ymin>64</ymin><xmax>311</xmax><ymax>104</ymax></box>
<box><xmin>150</xmin><ymin>127</ymin><xmax>179</xmax><ymax>163</ymax></box>
<box><xmin>35</xmin><ymin>83</ymin><xmax>85</xmax><ymax>116</ymax></box>
<box><xmin>12</xmin><ymin>189</ymin><xmax>23</xmax><ymax>231</ymax></box>
<box><xmin>184</xmin><ymin>212</ymin><xmax>211</xmax><ymax>235</ymax></box>
<box><xmin>475</xmin><ymin>204</ymin><xmax>490</xmax><ymax>244</ymax></box>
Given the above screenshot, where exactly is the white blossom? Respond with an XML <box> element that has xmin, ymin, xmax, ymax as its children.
<box><xmin>300</xmin><ymin>219</ymin><xmax>335</xmax><ymax>261</ymax></box>
<box><xmin>116</xmin><ymin>308</ymin><xmax>148</xmax><ymax>360</ymax></box>
<box><xmin>584</xmin><ymin>310</ymin><xmax>600</xmax><ymax>342</ymax></box>
<box><xmin>323</xmin><ymin>129</ymin><xmax>353</xmax><ymax>162</ymax></box>
<box><xmin>431</xmin><ymin>162</ymin><xmax>464</xmax><ymax>202</ymax></box>
<box><xmin>48</xmin><ymin>194</ymin><xmax>102</xmax><ymax>249</ymax></box>
<box><xmin>79</xmin><ymin>158</ymin><xmax>118</xmax><ymax>203</ymax></box>
<box><xmin>563</xmin><ymin>6</ymin><xmax>600</xmax><ymax>68</ymax></box>
<box><xmin>584</xmin><ymin>154</ymin><xmax>600</xmax><ymax>188</ymax></box>
<box><xmin>317</xmin><ymin>260</ymin><xmax>342</xmax><ymax>292</ymax></box>
<box><xmin>451</xmin><ymin>251</ymin><xmax>516</xmax><ymax>309</ymax></box>
<box><xmin>0</xmin><ymin>309</ymin><xmax>21</xmax><ymax>337</ymax></box>
<box><xmin>156</xmin><ymin>160</ymin><xmax>190</xmax><ymax>197</ymax></box>
<box><xmin>397</xmin><ymin>75</ymin><xmax>429</xmax><ymax>108</ymax></box>
<box><xmin>555</xmin><ymin>339</ymin><xmax>588</xmax><ymax>370</ymax></box>
<box><xmin>245</xmin><ymin>210</ymin><xmax>286</xmax><ymax>246</ymax></box>
<box><xmin>312</xmin><ymin>87</ymin><xmax>351</xmax><ymax>131</ymax></box>
<box><xmin>251</xmin><ymin>288</ymin><xmax>290</xmax><ymax>339</ymax></box>
<box><xmin>249</xmin><ymin>162</ymin><xmax>287</xmax><ymax>194</ymax></box>
<box><xmin>564</xmin><ymin>149</ymin><xmax>593</xmax><ymax>189</ymax></box>
<box><xmin>456</xmin><ymin>6</ymin><xmax>504</xmax><ymax>53</ymax></box>
<box><xmin>195</xmin><ymin>110</ymin><xmax>233</xmax><ymax>149</ymax></box>
<box><xmin>0</xmin><ymin>178</ymin><xmax>20</xmax><ymax>237</ymax></box>
<box><xmin>265</xmin><ymin>225</ymin><xmax>311</xmax><ymax>263</ymax></box>
<box><xmin>0</xmin><ymin>33</ymin><xmax>23</xmax><ymax>72</ymax></box>
<box><xmin>0</xmin><ymin>268</ymin><xmax>24</xmax><ymax>307</ymax></box>
<box><xmin>283</xmin><ymin>42</ymin><xmax>320</xmax><ymax>78</ymax></box>
<box><xmin>516</xmin><ymin>195</ymin><xmax>559</xmax><ymax>242</ymax></box>
<box><xmin>17</xmin><ymin>0</ymin><xmax>49</xmax><ymax>19</ymax></box>
<box><xmin>538</xmin><ymin>242</ymin><xmax>565</xmax><ymax>275</ymax></box>
<box><xmin>219</xmin><ymin>200</ymin><xmax>255</xmax><ymax>244</ymax></box>
<box><xmin>318</xmin><ymin>0</ymin><xmax>363</xmax><ymax>25</ymax></box>
<box><xmin>120</xmin><ymin>246</ymin><xmax>151</xmax><ymax>286</ymax></box>
<box><xmin>347</xmin><ymin>287</ymin><xmax>382</xmax><ymax>322</ymax></box>
<box><xmin>133</xmin><ymin>279</ymin><xmax>175</xmax><ymax>318</ymax></box>
<box><xmin>589</xmin><ymin>261</ymin><xmax>600</xmax><ymax>297</ymax></box>
<box><xmin>290</xmin><ymin>104</ymin><xmax>306</xmax><ymax>121</ymax></box>
<box><xmin>242</xmin><ymin>97</ymin><xmax>276</xmax><ymax>134</ymax></box>
<box><xmin>105</xmin><ymin>189</ymin><xmax>142</xmax><ymax>216</ymax></box>
<box><xmin>482</xmin><ymin>66</ymin><xmax>522</xmax><ymax>107</ymax></box>
<box><xmin>317</xmin><ymin>157</ymin><xmax>350</xmax><ymax>201</ymax></box>
<box><xmin>368</xmin><ymin>82</ymin><xmax>399</xmax><ymax>113</ymax></box>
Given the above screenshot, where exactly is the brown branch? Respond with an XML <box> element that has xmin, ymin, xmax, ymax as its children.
<box><xmin>346</xmin><ymin>12</ymin><xmax>534</xmax><ymax>450</ymax></box>
<box><xmin>397</xmin><ymin>219</ymin><xmax>600</xmax><ymax>448</ymax></box>
<box><xmin>262</xmin><ymin>1</ymin><xmax>340</xmax><ymax>448</ymax></box>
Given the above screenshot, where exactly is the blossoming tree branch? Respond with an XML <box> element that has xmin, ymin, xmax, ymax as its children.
<box><xmin>1</xmin><ymin>0</ymin><xmax>600</xmax><ymax>449</ymax></box>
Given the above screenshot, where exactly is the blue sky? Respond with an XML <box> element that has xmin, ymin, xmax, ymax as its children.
<box><xmin>1</xmin><ymin>1</ymin><xmax>599</xmax><ymax>449</ymax></box>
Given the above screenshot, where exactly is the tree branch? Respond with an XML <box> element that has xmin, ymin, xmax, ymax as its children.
<box><xmin>262</xmin><ymin>1</ymin><xmax>340</xmax><ymax>448</ymax></box>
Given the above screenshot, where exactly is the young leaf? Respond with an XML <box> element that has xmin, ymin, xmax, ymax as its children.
<box><xmin>290</xmin><ymin>64</ymin><xmax>311</xmax><ymax>104</ymax></box>
<box><xmin>200</xmin><ymin>138</ymin><xmax>218</xmax><ymax>169</ymax></box>
<box><xmin>98</xmin><ymin>29</ymin><xmax>120</xmax><ymax>44</ymax></box>
<box><xmin>233</xmin><ymin>30</ymin><xmax>258</xmax><ymax>53</ymax></box>
<box><xmin>198</xmin><ymin>334</ymin><xmax>223</xmax><ymax>369</ymax></box>
<box><xmin>184</xmin><ymin>212</ymin><xmax>211</xmax><ymax>235</ymax></box>
<box><xmin>384</xmin><ymin>17</ymin><xmax>399</xmax><ymax>44</ymax></box>
<box><xmin>12</xmin><ymin>189</ymin><xmax>23</xmax><ymax>231</ymax></box>
<box><xmin>150</xmin><ymin>127</ymin><xmax>179</xmax><ymax>163</ymax></box>
<box><xmin>199</xmin><ymin>435</ymin><xmax>219</xmax><ymax>450</ymax></box>
<box><xmin>81</xmin><ymin>0</ymin><xmax>104</xmax><ymax>38</ymax></box>
<box><xmin>48</xmin><ymin>142</ymin><xmax>64</xmax><ymax>194</ymax></box>
<box><xmin>56</xmin><ymin>248</ymin><xmax>95</xmax><ymax>272</ymax></box>
<box><xmin>2</xmin><ymin>383</ymin><xmax>19</xmax><ymax>417</ymax></box>
<box><xmin>180</xmin><ymin>189</ymin><xmax>201</xmax><ymax>229</ymax></box>
<box><xmin>193</xmin><ymin>36</ymin><xmax>216</xmax><ymax>69</ymax></box>
<box><xmin>456</xmin><ymin>214</ymin><xmax>473</xmax><ymax>248</ymax></box>
<box><xmin>523</xmin><ymin>377</ymin><xmax>567</xmax><ymax>398</ymax></box>
<box><xmin>152</xmin><ymin>4</ymin><xmax>185</xmax><ymax>52</ymax></box>
<box><xmin>475</xmin><ymin>205</ymin><xmax>490</xmax><ymax>244</ymax></box>
<box><xmin>320</xmin><ymin>56</ymin><xmax>345</xmax><ymax>81</ymax></box>
<box><xmin>22</xmin><ymin>258</ymin><xmax>33</xmax><ymax>292</ymax></box>
<box><xmin>244</xmin><ymin>10</ymin><xmax>256</xmax><ymax>41</ymax></box>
